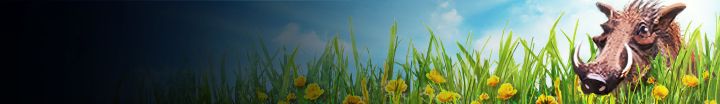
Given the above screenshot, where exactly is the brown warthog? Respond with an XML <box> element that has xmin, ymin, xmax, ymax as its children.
<box><xmin>573</xmin><ymin>0</ymin><xmax>685</xmax><ymax>95</ymax></box>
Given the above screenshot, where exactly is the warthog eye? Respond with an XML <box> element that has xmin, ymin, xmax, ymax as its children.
<box><xmin>636</xmin><ymin>23</ymin><xmax>649</xmax><ymax>35</ymax></box>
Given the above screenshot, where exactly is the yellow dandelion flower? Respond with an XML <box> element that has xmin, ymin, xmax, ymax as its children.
<box><xmin>342</xmin><ymin>95</ymin><xmax>365</xmax><ymax>104</ymax></box>
<box><xmin>536</xmin><ymin>94</ymin><xmax>558</xmax><ymax>104</ymax></box>
<box><xmin>294</xmin><ymin>76</ymin><xmax>306</xmax><ymax>88</ymax></box>
<box><xmin>436</xmin><ymin>90</ymin><xmax>461</xmax><ymax>103</ymax></box>
<box><xmin>470</xmin><ymin>101</ymin><xmax>481</xmax><ymax>104</ymax></box>
<box><xmin>497</xmin><ymin>83</ymin><xmax>517</xmax><ymax>100</ymax></box>
<box><xmin>423</xmin><ymin>85</ymin><xmax>435</xmax><ymax>96</ymax></box>
<box><xmin>487</xmin><ymin>75</ymin><xmax>500</xmax><ymax>87</ymax></box>
<box><xmin>703</xmin><ymin>71</ymin><xmax>711</xmax><ymax>80</ymax></box>
<box><xmin>426</xmin><ymin>69</ymin><xmax>447</xmax><ymax>83</ymax></box>
<box><xmin>278</xmin><ymin>101</ymin><xmax>289</xmax><ymax>104</ymax></box>
<box><xmin>286</xmin><ymin>92</ymin><xmax>296</xmax><ymax>101</ymax></box>
<box><xmin>304</xmin><ymin>83</ymin><xmax>324</xmax><ymax>100</ymax></box>
<box><xmin>385</xmin><ymin>79</ymin><xmax>408</xmax><ymax>93</ymax></box>
<box><xmin>682</xmin><ymin>75</ymin><xmax>699</xmax><ymax>87</ymax></box>
<box><xmin>478</xmin><ymin>93</ymin><xmax>490</xmax><ymax>101</ymax></box>
<box><xmin>647</xmin><ymin>76</ymin><xmax>655</xmax><ymax>84</ymax></box>
<box><xmin>256</xmin><ymin>91</ymin><xmax>268</xmax><ymax>101</ymax></box>
<box><xmin>705</xmin><ymin>99</ymin><xmax>717</xmax><ymax>104</ymax></box>
<box><xmin>652</xmin><ymin>85</ymin><xmax>669</xmax><ymax>100</ymax></box>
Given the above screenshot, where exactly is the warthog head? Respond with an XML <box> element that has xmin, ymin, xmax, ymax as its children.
<box><xmin>574</xmin><ymin>0</ymin><xmax>685</xmax><ymax>95</ymax></box>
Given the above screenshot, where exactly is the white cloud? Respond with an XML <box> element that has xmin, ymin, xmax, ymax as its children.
<box><xmin>440</xmin><ymin>1</ymin><xmax>449</xmax><ymax>8</ymax></box>
<box><xmin>274</xmin><ymin>23</ymin><xmax>343</xmax><ymax>54</ymax></box>
<box><xmin>431</xmin><ymin>0</ymin><xmax>464</xmax><ymax>42</ymax></box>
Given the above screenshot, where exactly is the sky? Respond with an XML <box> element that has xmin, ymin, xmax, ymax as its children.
<box><xmin>220</xmin><ymin>0</ymin><xmax>720</xmax><ymax>73</ymax></box>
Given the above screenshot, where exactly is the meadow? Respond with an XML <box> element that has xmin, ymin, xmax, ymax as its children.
<box><xmin>134</xmin><ymin>15</ymin><xmax>719</xmax><ymax>104</ymax></box>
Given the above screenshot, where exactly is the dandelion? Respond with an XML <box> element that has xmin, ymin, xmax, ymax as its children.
<box><xmin>423</xmin><ymin>85</ymin><xmax>435</xmax><ymax>96</ymax></box>
<box><xmin>342</xmin><ymin>95</ymin><xmax>365</xmax><ymax>104</ymax></box>
<box><xmin>682</xmin><ymin>75</ymin><xmax>699</xmax><ymax>87</ymax></box>
<box><xmin>256</xmin><ymin>91</ymin><xmax>268</xmax><ymax>102</ymax></box>
<box><xmin>385</xmin><ymin>79</ymin><xmax>408</xmax><ymax>93</ymax></box>
<box><xmin>294</xmin><ymin>76</ymin><xmax>306</xmax><ymax>88</ymax></box>
<box><xmin>647</xmin><ymin>76</ymin><xmax>655</xmax><ymax>84</ymax></box>
<box><xmin>705</xmin><ymin>99</ymin><xmax>717</xmax><ymax>104</ymax></box>
<box><xmin>703</xmin><ymin>71</ymin><xmax>711</xmax><ymax>80</ymax></box>
<box><xmin>436</xmin><ymin>90</ymin><xmax>461</xmax><ymax>103</ymax></box>
<box><xmin>304</xmin><ymin>83</ymin><xmax>324</xmax><ymax>100</ymax></box>
<box><xmin>286</xmin><ymin>92</ymin><xmax>296</xmax><ymax>101</ymax></box>
<box><xmin>478</xmin><ymin>93</ymin><xmax>489</xmax><ymax>101</ymax></box>
<box><xmin>536</xmin><ymin>94</ymin><xmax>558</xmax><ymax>104</ymax></box>
<box><xmin>497</xmin><ymin>83</ymin><xmax>517</xmax><ymax>100</ymax></box>
<box><xmin>426</xmin><ymin>69</ymin><xmax>447</xmax><ymax>83</ymax></box>
<box><xmin>652</xmin><ymin>85</ymin><xmax>669</xmax><ymax>100</ymax></box>
<box><xmin>487</xmin><ymin>75</ymin><xmax>500</xmax><ymax>87</ymax></box>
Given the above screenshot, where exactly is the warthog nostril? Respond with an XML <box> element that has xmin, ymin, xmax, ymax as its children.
<box><xmin>599</xmin><ymin>86</ymin><xmax>606</xmax><ymax>91</ymax></box>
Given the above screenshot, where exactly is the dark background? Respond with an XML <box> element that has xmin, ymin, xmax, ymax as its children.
<box><xmin>11</xmin><ymin>1</ymin><xmax>242</xmax><ymax>103</ymax></box>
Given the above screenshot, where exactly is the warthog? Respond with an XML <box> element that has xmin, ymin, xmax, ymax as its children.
<box><xmin>573</xmin><ymin>0</ymin><xmax>685</xmax><ymax>95</ymax></box>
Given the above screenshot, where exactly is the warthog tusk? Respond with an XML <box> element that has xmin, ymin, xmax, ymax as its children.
<box><xmin>573</xmin><ymin>43</ymin><xmax>585</xmax><ymax>68</ymax></box>
<box><xmin>621</xmin><ymin>44</ymin><xmax>633</xmax><ymax>78</ymax></box>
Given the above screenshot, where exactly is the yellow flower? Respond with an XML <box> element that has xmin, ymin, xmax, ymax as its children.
<box><xmin>385</xmin><ymin>79</ymin><xmax>408</xmax><ymax>93</ymax></box>
<box><xmin>703</xmin><ymin>71</ymin><xmax>711</xmax><ymax>80</ymax></box>
<box><xmin>647</xmin><ymin>76</ymin><xmax>655</xmax><ymax>84</ymax></box>
<box><xmin>342</xmin><ymin>95</ymin><xmax>365</xmax><ymax>104</ymax></box>
<box><xmin>470</xmin><ymin>101</ymin><xmax>481</xmax><ymax>104</ymax></box>
<box><xmin>487</xmin><ymin>75</ymin><xmax>500</xmax><ymax>87</ymax></box>
<box><xmin>497</xmin><ymin>83</ymin><xmax>517</xmax><ymax>100</ymax></box>
<box><xmin>705</xmin><ymin>99</ymin><xmax>717</xmax><ymax>104</ymax></box>
<box><xmin>478</xmin><ymin>93</ymin><xmax>489</xmax><ymax>101</ymax></box>
<box><xmin>652</xmin><ymin>85</ymin><xmax>669</xmax><ymax>100</ymax></box>
<box><xmin>436</xmin><ymin>90</ymin><xmax>461</xmax><ymax>103</ymax></box>
<box><xmin>682</xmin><ymin>75</ymin><xmax>699</xmax><ymax>87</ymax></box>
<box><xmin>426</xmin><ymin>69</ymin><xmax>447</xmax><ymax>83</ymax></box>
<box><xmin>256</xmin><ymin>91</ymin><xmax>268</xmax><ymax>101</ymax></box>
<box><xmin>286</xmin><ymin>92</ymin><xmax>296</xmax><ymax>101</ymax></box>
<box><xmin>294</xmin><ymin>76</ymin><xmax>307</xmax><ymax>88</ymax></box>
<box><xmin>536</xmin><ymin>94</ymin><xmax>558</xmax><ymax>104</ymax></box>
<box><xmin>278</xmin><ymin>101</ymin><xmax>289</xmax><ymax>104</ymax></box>
<box><xmin>304</xmin><ymin>83</ymin><xmax>324</xmax><ymax>100</ymax></box>
<box><xmin>423</xmin><ymin>85</ymin><xmax>435</xmax><ymax>96</ymax></box>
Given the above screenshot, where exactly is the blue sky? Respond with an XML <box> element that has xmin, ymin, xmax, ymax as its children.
<box><xmin>196</xmin><ymin>0</ymin><xmax>719</xmax><ymax>75</ymax></box>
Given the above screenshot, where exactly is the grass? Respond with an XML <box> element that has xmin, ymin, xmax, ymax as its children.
<box><xmin>130</xmin><ymin>15</ymin><xmax>720</xmax><ymax>104</ymax></box>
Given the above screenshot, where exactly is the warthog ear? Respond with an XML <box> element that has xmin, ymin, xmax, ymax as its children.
<box><xmin>596</xmin><ymin>2</ymin><xmax>615</xmax><ymax>18</ymax></box>
<box><xmin>657</xmin><ymin>3</ymin><xmax>686</xmax><ymax>28</ymax></box>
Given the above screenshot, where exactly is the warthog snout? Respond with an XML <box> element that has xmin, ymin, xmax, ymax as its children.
<box><xmin>573</xmin><ymin>43</ymin><xmax>633</xmax><ymax>95</ymax></box>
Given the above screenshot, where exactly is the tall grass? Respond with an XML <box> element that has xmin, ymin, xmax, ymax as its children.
<box><xmin>131</xmin><ymin>15</ymin><xmax>720</xmax><ymax>104</ymax></box>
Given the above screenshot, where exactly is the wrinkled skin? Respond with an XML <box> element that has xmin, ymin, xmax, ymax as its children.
<box><xmin>573</xmin><ymin>0</ymin><xmax>685</xmax><ymax>95</ymax></box>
